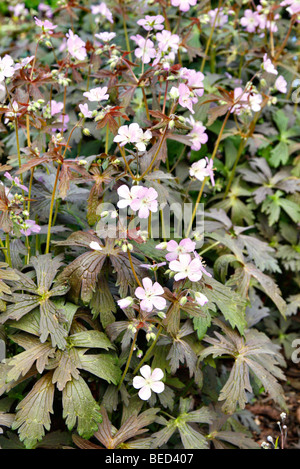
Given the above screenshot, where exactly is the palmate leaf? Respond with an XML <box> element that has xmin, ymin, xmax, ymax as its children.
<box><xmin>2</xmin><ymin>336</ymin><xmax>55</xmax><ymax>387</ymax></box>
<box><xmin>89</xmin><ymin>275</ymin><xmax>116</xmax><ymax>327</ymax></box>
<box><xmin>48</xmin><ymin>330</ymin><xmax>119</xmax><ymax>390</ymax></box>
<box><xmin>200</xmin><ymin>319</ymin><xmax>287</xmax><ymax>414</ymax></box>
<box><xmin>56</xmin><ymin>232</ymin><xmax>143</xmax><ymax>303</ymax></box>
<box><xmin>0</xmin><ymin>262</ymin><xmax>19</xmax><ymax>298</ymax></box>
<box><xmin>62</xmin><ymin>376</ymin><xmax>102</xmax><ymax>439</ymax></box>
<box><xmin>152</xmin><ymin>398</ymin><xmax>213</xmax><ymax>449</ymax></box>
<box><xmin>244</xmin><ymin>263</ymin><xmax>287</xmax><ymax>317</ymax></box>
<box><xmin>190</xmin><ymin>276</ymin><xmax>247</xmax><ymax>335</ymax></box>
<box><xmin>12</xmin><ymin>372</ymin><xmax>55</xmax><ymax>449</ymax></box>
<box><xmin>0</xmin><ymin>255</ymin><xmax>70</xmax><ymax>349</ymax></box>
<box><xmin>160</xmin><ymin>321</ymin><xmax>198</xmax><ymax>377</ymax></box>
<box><xmin>93</xmin><ymin>406</ymin><xmax>159</xmax><ymax>449</ymax></box>
<box><xmin>78</xmin><ymin>351</ymin><xmax>121</xmax><ymax>385</ymax></box>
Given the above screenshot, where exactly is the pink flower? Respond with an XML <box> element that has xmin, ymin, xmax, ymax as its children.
<box><xmin>130</xmin><ymin>187</ymin><xmax>158</xmax><ymax>219</ymax></box>
<box><xmin>135</xmin><ymin>277</ymin><xmax>166</xmax><ymax>312</ymax></box>
<box><xmin>38</xmin><ymin>3</ymin><xmax>53</xmax><ymax>18</ymax></box>
<box><xmin>171</xmin><ymin>0</ymin><xmax>197</xmax><ymax>12</ymax></box>
<box><xmin>114</xmin><ymin>123</ymin><xmax>151</xmax><ymax>151</ymax></box>
<box><xmin>248</xmin><ymin>93</ymin><xmax>263</xmax><ymax>112</ymax></box>
<box><xmin>4</xmin><ymin>172</ymin><xmax>28</xmax><ymax>192</ymax></box>
<box><xmin>180</xmin><ymin>68</ymin><xmax>205</xmax><ymax>98</ymax></box>
<box><xmin>66</xmin><ymin>30</ymin><xmax>87</xmax><ymax>61</ymax></box>
<box><xmin>262</xmin><ymin>54</ymin><xmax>278</xmax><ymax>75</ymax></box>
<box><xmin>156</xmin><ymin>30</ymin><xmax>180</xmax><ymax>52</ymax></box>
<box><xmin>117</xmin><ymin>184</ymin><xmax>158</xmax><ymax>218</ymax></box>
<box><xmin>34</xmin><ymin>17</ymin><xmax>57</xmax><ymax>34</ymax></box>
<box><xmin>91</xmin><ymin>3</ymin><xmax>113</xmax><ymax>23</ymax></box>
<box><xmin>275</xmin><ymin>75</ymin><xmax>288</xmax><ymax>94</ymax></box>
<box><xmin>0</xmin><ymin>55</ymin><xmax>15</xmax><ymax>82</ymax></box>
<box><xmin>83</xmin><ymin>87</ymin><xmax>109</xmax><ymax>102</ymax></box>
<box><xmin>194</xmin><ymin>292</ymin><xmax>209</xmax><ymax>306</ymax></box>
<box><xmin>231</xmin><ymin>87</ymin><xmax>262</xmax><ymax>115</ymax></box>
<box><xmin>117</xmin><ymin>297</ymin><xmax>134</xmax><ymax>309</ymax></box>
<box><xmin>9</xmin><ymin>3</ymin><xmax>28</xmax><ymax>17</ymax></box>
<box><xmin>117</xmin><ymin>184</ymin><xmax>143</xmax><ymax>209</ymax></box>
<box><xmin>240</xmin><ymin>9</ymin><xmax>260</xmax><ymax>33</ymax></box>
<box><xmin>178</xmin><ymin>83</ymin><xmax>197</xmax><ymax>114</ymax></box>
<box><xmin>208</xmin><ymin>7</ymin><xmax>229</xmax><ymax>27</ymax></box>
<box><xmin>281</xmin><ymin>0</ymin><xmax>300</xmax><ymax>15</ymax></box>
<box><xmin>79</xmin><ymin>103</ymin><xmax>93</xmax><ymax>118</ymax></box>
<box><xmin>137</xmin><ymin>15</ymin><xmax>165</xmax><ymax>31</ymax></box>
<box><xmin>189</xmin><ymin>157</ymin><xmax>215</xmax><ymax>186</ymax></box>
<box><xmin>133</xmin><ymin>365</ymin><xmax>164</xmax><ymax>401</ymax></box>
<box><xmin>48</xmin><ymin>101</ymin><xmax>64</xmax><ymax>116</ymax></box>
<box><xmin>140</xmin><ymin>262</ymin><xmax>167</xmax><ymax>271</ymax></box>
<box><xmin>165</xmin><ymin>238</ymin><xmax>196</xmax><ymax>262</ymax></box>
<box><xmin>169</xmin><ymin>254</ymin><xmax>203</xmax><ymax>282</ymax></box>
<box><xmin>95</xmin><ymin>32</ymin><xmax>116</xmax><ymax>42</ymax></box>
<box><xmin>14</xmin><ymin>56</ymin><xmax>35</xmax><ymax>72</ymax></box>
<box><xmin>186</xmin><ymin>117</ymin><xmax>208</xmax><ymax>151</ymax></box>
<box><xmin>130</xmin><ymin>35</ymin><xmax>157</xmax><ymax>64</ymax></box>
<box><xmin>20</xmin><ymin>220</ymin><xmax>41</xmax><ymax>236</ymax></box>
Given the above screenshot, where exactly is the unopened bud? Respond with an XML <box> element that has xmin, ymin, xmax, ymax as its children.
<box><xmin>83</xmin><ymin>128</ymin><xmax>91</xmax><ymax>136</ymax></box>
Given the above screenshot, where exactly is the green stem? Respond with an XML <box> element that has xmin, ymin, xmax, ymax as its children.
<box><xmin>122</xmin><ymin>5</ymin><xmax>132</xmax><ymax>62</ymax></box>
<box><xmin>223</xmin><ymin>138</ymin><xmax>246</xmax><ymax>198</ymax></box>
<box><xmin>186</xmin><ymin>110</ymin><xmax>231</xmax><ymax>237</ymax></box>
<box><xmin>200</xmin><ymin>0</ymin><xmax>223</xmax><ymax>73</ymax></box>
<box><xmin>0</xmin><ymin>238</ymin><xmax>9</xmax><ymax>264</ymax></box>
<box><xmin>118</xmin><ymin>330</ymin><xmax>138</xmax><ymax>390</ymax></box>
<box><xmin>133</xmin><ymin>325</ymin><xmax>163</xmax><ymax>375</ymax></box>
<box><xmin>5</xmin><ymin>234</ymin><xmax>12</xmax><ymax>267</ymax></box>
<box><xmin>45</xmin><ymin>163</ymin><xmax>61</xmax><ymax>254</ymax></box>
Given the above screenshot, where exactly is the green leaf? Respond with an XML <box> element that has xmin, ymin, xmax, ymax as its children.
<box><xmin>62</xmin><ymin>376</ymin><xmax>102</xmax><ymax>439</ymax></box>
<box><xmin>269</xmin><ymin>141</ymin><xmax>289</xmax><ymax>168</ymax></box>
<box><xmin>79</xmin><ymin>352</ymin><xmax>121</xmax><ymax>385</ymax></box>
<box><xmin>12</xmin><ymin>373</ymin><xmax>55</xmax><ymax>449</ymax></box>
<box><xmin>193</xmin><ymin>276</ymin><xmax>247</xmax><ymax>335</ymax></box>
<box><xmin>70</xmin><ymin>330</ymin><xmax>114</xmax><ymax>350</ymax></box>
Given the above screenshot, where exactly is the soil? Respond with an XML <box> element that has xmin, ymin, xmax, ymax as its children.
<box><xmin>248</xmin><ymin>362</ymin><xmax>300</xmax><ymax>449</ymax></box>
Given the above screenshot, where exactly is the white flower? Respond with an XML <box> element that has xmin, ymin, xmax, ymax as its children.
<box><xmin>83</xmin><ymin>86</ymin><xmax>109</xmax><ymax>102</ymax></box>
<box><xmin>262</xmin><ymin>54</ymin><xmax>278</xmax><ymax>75</ymax></box>
<box><xmin>194</xmin><ymin>292</ymin><xmax>209</xmax><ymax>306</ymax></box>
<box><xmin>275</xmin><ymin>76</ymin><xmax>287</xmax><ymax>94</ymax></box>
<box><xmin>89</xmin><ymin>241</ymin><xmax>103</xmax><ymax>251</ymax></box>
<box><xmin>114</xmin><ymin>123</ymin><xmax>152</xmax><ymax>152</ymax></box>
<box><xmin>133</xmin><ymin>365</ymin><xmax>165</xmax><ymax>400</ymax></box>
<box><xmin>0</xmin><ymin>55</ymin><xmax>15</xmax><ymax>82</ymax></box>
<box><xmin>79</xmin><ymin>103</ymin><xmax>93</xmax><ymax>118</ymax></box>
<box><xmin>117</xmin><ymin>296</ymin><xmax>134</xmax><ymax>309</ymax></box>
<box><xmin>95</xmin><ymin>32</ymin><xmax>116</xmax><ymax>43</ymax></box>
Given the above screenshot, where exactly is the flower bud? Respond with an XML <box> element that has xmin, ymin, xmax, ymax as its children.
<box><xmin>83</xmin><ymin>128</ymin><xmax>91</xmax><ymax>136</ymax></box>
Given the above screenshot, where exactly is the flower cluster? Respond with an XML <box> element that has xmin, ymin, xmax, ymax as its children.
<box><xmin>114</xmin><ymin>123</ymin><xmax>152</xmax><ymax>152</ymax></box>
<box><xmin>117</xmin><ymin>185</ymin><xmax>158</xmax><ymax>219</ymax></box>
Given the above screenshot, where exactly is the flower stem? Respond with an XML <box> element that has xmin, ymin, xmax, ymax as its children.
<box><xmin>186</xmin><ymin>109</ymin><xmax>231</xmax><ymax>237</ymax></box>
<box><xmin>45</xmin><ymin>163</ymin><xmax>61</xmax><ymax>254</ymax></box>
<box><xmin>133</xmin><ymin>325</ymin><xmax>163</xmax><ymax>375</ymax></box>
<box><xmin>117</xmin><ymin>330</ymin><xmax>138</xmax><ymax>390</ymax></box>
<box><xmin>128</xmin><ymin>249</ymin><xmax>142</xmax><ymax>287</ymax></box>
<box><xmin>5</xmin><ymin>234</ymin><xmax>12</xmax><ymax>267</ymax></box>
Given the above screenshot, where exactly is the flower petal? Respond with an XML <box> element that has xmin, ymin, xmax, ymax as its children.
<box><xmin>138</xmin><ymin>385</ymin><xmax>152</xmax><ymax>401</ymax></box>
<box><xmin>132</xmin><ymin>376</ymin><xmax>146</xmax><ymax>389</ymax></box>
<box><xmin>140</xmin><ymin>365</ymin><xmax>152</xmax><ymax>379</ymax></box>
